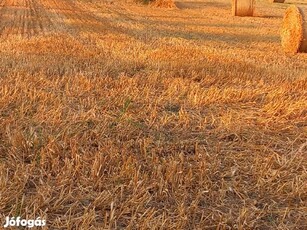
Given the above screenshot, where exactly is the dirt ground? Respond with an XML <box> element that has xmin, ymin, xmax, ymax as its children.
<box><xmin>0</xmin><ymin>0</ymin><xmax>306</xmax><ymax>229</ymax></box>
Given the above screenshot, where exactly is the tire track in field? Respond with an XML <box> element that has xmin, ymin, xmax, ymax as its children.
<box><xmin>0</xmin><ymin>0</ymin><xmax>135</xmax><ymax>39</ymax></box>
<box><xmin>0</xmin><ymin>0</ymin><xmax>151</xmax><ymax>40</ymax></box>
<box><xmin>39</xmin><ymin>0</ymin><xmax>131</xmax><ymax>37</ymax></box>
<box><xmin>38</xmin><ymin>0</ymin><xmax>76</xmax><ymax>34</ymax></box>
<box><xmin>39</xmin><ymin>0</ymin><xmax>110</xmax><ymax>35</ymax></box>
<box><xmin>0</xmin><ymin>0</ymin><xmax>37</xmax><ymax>38</ymax></box>
<box><xmin>0</xmin><ymin>0</ymin><xmax>29</xmax><ymax>37</ymax></box>
<box><xmin>0</xmin><ymin>0</ymin><xmax>66</xmax><ymax>38</ymax></box>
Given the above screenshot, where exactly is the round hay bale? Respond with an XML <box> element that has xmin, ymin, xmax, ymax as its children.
<box><xmin>281</xmin><ymin>5</ymin><xmax>307</xmax><ymax>53</ymax></box>
<box><xmin>271</xmin><ymin>0</ymin><xmax>285</xmax><ymax>3</ymax></box>
<box><xmin>232</xmin><ymin>0</ymin><xmax>255</xmax><ymax>17</ymax></box>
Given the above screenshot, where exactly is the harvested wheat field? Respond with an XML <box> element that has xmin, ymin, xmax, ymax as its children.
<box><xmin>0</xmin><ymin>0</ymin><xmax>306</xmax><ymax>229</ymax></box>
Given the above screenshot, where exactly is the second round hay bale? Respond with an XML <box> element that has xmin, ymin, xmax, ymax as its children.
<box><xmin>281</xmin><ymin>5</ymin><xmax>307</xmax><ymax>53</ymax></box>
<box><xmin>232</xmin><ymin>0</ymin><xmax>255</xmax><ymax>17</ymax></box>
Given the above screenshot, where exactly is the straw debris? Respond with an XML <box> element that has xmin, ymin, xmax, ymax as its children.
<box><xmin>271</xmin><ymin>0</ymin><xmax>285</xmax><ymax>3</ymax></box>
<box><xmin>150</xmin><ymin>0</ymin><xmax>175</xmax><ymax>8</ymax></box>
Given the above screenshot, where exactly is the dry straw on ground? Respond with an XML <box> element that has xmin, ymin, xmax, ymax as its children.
<box><xmin>232</xmin><ymin>0</ymin><xmax>255</xmax><ymax>16</ymax></box>
<box><xmin>281</xmin><ymin>5</ymin><xmax>307</xmax><ymax>53</ymax></box>
<box><xmin>150</xmin><ymin>0</ymin><xmax>175</xmax><ymax>8</ymax></box>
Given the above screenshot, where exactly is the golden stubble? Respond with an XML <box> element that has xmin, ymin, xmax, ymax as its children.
<box><xmin>0</xmin><ymin>0</ymin><xmax>306</xmax><ymax>229</ymax></box>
